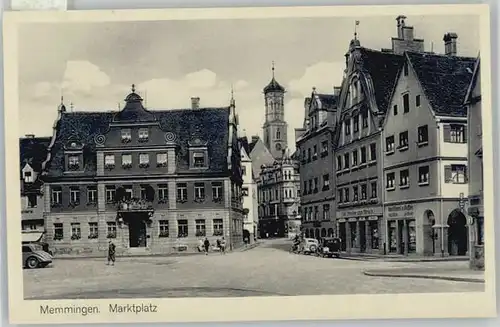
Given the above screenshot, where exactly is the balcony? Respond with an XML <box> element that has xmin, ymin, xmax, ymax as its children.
<box><xmin>117</xmin><ymin>198</ymin><xmax>154</xmax><ymax>212</ymax></box>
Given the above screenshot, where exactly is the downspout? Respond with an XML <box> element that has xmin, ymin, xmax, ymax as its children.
<box><xmin>379</xmin><ymin>126</ymin><xmax>387</xmax><ymax>255</ymax></box>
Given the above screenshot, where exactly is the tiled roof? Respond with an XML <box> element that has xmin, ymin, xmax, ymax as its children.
<box><xmin>20</xmin><ymin>136</ymin><xmax>51</xmax><ymax>173</ymax></box>
<box><xmin>248</xmin><ymin>139</ymin><xmax>259</xmax><ymax>153</ymax></box>
<box><xmin>44</xmin><ymin>107</ymin><xmax>230</xmax><ymax>178</ymax></box>
<box><xmin>407</xmin><ymin>51</ymin><xmax>476</xmax><ymax>117</ymax></box>
<box><xmin>263</xmin><ymin>77</ymin><xmax>285</xmax><ymax>93</ymax></box>
<box><xmin>358</xmin><ymin>48</ymin><xmax>404</xmax><ymax>112</ymax></box>
<box><xmin>317</xmin><ymin>94</ymin><xmax>338</xmax><ymax>110</ymax></box>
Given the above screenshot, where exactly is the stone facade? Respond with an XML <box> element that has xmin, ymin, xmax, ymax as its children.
<box><xmin>40</xmin><ymin>88</ymin><xmax>245</xmax><ymax>257</ymax></box>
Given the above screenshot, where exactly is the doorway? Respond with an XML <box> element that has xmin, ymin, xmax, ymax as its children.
<box><xmin>423</xmin><ymin>210</ymin><xmax>436</xmax><ymax>256</ymax></box>
<box><xmin>339</xmin><ymin>223</ymin><xmax>347</xmax><ymax>251</ymax></box>
<box><xmin>359</xmin><ymin>221</ymin><xmax>366</xmax><ymax>253</ymax></box>
<box><xmin>447</xmin><ymin>209</ymin><xmax>468</xmax><ymax>256</ymax></box>
<box><xmin>128</xmin><ymin>220</ymin><xmax>147</xmax><ymax>248</ymax></box>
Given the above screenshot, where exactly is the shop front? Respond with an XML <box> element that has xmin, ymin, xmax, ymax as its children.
<box><xmin>336</xmin><ymin>206</ymin><xmax>383</xmax><ymax>254</ymax></box>
<box><xmin>385</xmin><ymin>204</ymin><xmax>418</xmax><ymax>256</ymax></box>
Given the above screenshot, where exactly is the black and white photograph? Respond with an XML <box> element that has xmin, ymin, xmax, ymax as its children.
<box><xmin>3</xmin><ymin>4</ymin><xmax>496</xmax><ymax>324</ymax></box>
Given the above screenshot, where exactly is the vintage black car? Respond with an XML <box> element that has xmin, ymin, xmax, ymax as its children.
<box><xmin>319</xmin><ymin>237</ymin><xmax>341</xmax><ymax>258</ymax></box>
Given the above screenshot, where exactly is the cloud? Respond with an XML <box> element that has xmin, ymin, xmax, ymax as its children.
<box><xmin>288</xmin><ymin>61</ymin><xmax>345</xmax><ymax>97</ymax></box>
<box><xmin>61</xmin><ymin>61</ymin><xmax>111</xmax><ymax>94</ymax></box>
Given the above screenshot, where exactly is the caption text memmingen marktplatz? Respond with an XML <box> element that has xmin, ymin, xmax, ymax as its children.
<box><xmin>40</xmin><ymin>303</ymin><xmax>158</xmax><ymax>316</ymax></box>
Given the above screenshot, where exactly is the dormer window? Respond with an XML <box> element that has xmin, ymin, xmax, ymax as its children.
<box><xmin>68</xmin><ymin>155</ymin><xmax>80</xmax><ymax>171</ymax></box>
<box><xmin>23</xmin><ymin>171</ymin><xmax>33</xmax><ymax>183</ymax></box>
<box><xmin>122</xmin><ymin>154</ymin><xmax>132</xmax><ymax>169</ymax></box>
<box><xmin>138</xmin><ymin>128</ymin><xmax>149</xmax><ymax>142</ymax></box>
<box><xmin>121</xmin><ymin>129</ymin><xmax>131</xmax><ymax>143</ymax></box>
<box><xmin>193</xmin><ymin>153</ymin><xmax>206</xmax><ymax>168</ymax></box>
<box><xmin>139</xmin><ymin>153</ymin><xmax>149</xmax><ymax>168</ymax></box>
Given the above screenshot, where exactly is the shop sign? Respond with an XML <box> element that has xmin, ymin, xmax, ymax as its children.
<box><xmin>337</xmin><ymin>207</ymin><xmax>382</xmax><ymax>219</ymax></box>
<box><xmin>359</xmin><ymin>217</ymin><xmax>366</xmax><ymax>221</ymax></box>
<box><xmin>338</xmin><ymin>219</ymin><xmax>346</xmax><ymax>223</ymax></box>
<box><xmin>368</xmin><ymin>216</ymin><xmax>378</xmax><ymax>221</ymax></box>
<box><xmin>387</xmin><ymin>204</ymin><xmax>414</xmax><ymax>219</ymax></box>
<box><xmin>347</xmin><ymin>218</ymin><xmax>357</xmax><ymax>222</ymax></box>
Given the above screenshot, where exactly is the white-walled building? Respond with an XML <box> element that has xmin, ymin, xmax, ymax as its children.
<box><xmin>382</xmin><ymin>35</ymin><xmax>476</xmax><ymax>256</ymax></box>
<box><xmin>239</xmin><ymin>137</ymin><xmax>259</xmax><ymax>243</ymax></box>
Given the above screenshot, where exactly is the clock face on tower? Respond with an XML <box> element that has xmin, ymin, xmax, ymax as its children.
<box><xmin>275</xmin><ymin>143</ymin><xmax>282</xmax><ymax>151</ymax></box>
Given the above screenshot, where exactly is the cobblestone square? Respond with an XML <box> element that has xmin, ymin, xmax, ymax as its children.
<box><xmin>24</xmin><ymin>240</ymin><xmax>483</xmax><ymax>299</ymax></box>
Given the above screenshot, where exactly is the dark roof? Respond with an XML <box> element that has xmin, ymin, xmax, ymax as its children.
<box><xmin>263</xmin><ymin>77</ymin><xmax>285</xmax><ymax>93</ymax></box>
<box><xmin>113</xmin><ymin>92</ymin><xmax>156</xmax><ymax>122</ymax></box>
<box><xmin>248</xmin><ymin>138</ymin><xmax>259</xmax><ymax>153</ymax></box>
<box><xmin>239</xmin><ymin>136</ymin><xmax>250</xmax><ymax>155</ymax></box>
<box><xmin>407</xmin><ymin>51</ymin><xmax>476</xmax><ymax>117</ymax></box>
<box><xmin>20</xmin><ymin>136</ymin><xmax>51</xmax><ymax>173</ymax></box>
<box><xmin>44</xmin><ymin>107</ymin><xmax>230</xmax><ymax>178</ymax></box>
<box><xmin>358</xmin><ymin>48</ymin><xmax>404</xmax><ymax>112</ymax></box>
<box><xmin>317</xmin><ymin>94</ymin><xmax>338</xmax><ymax>110</ymax></box>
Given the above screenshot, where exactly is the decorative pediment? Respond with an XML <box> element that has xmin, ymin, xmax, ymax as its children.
<box><xmin>64</xmin><ymin>137</ymin><xmax>84</xmax><ymax>151</ymax></box>
<box><xmin>188</xmin><ymin>138</ymin><xmax>208</xmax><ymax>148</ymax></box>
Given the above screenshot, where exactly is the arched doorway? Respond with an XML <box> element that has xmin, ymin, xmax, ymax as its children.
<box><xmin>447</xmin><ymin>209</ymin><xmax>468</xmax><ymax>256</ymax></box>
<box><xmin>327</xmin><ymin>228</ymin><xmax>334</xmax><ymax>237</ymax></box>
<box><xmin>423</xmin><ymin>210</ymin><xmax>436</xmax><ymax>256</ymax></box>
<box><xmin>315</xmin><ymin>229</ymin><xmax>320</xmax><ymax>239</ymax></box>
<box><xmin>321</xmin><ymin>228</ymin><xmax>327</xmax><ymax>238</ymax></box>
<box><xmin>243</xmin><ymin>229</ymin><xmax>251</xmax><ymax>244</ymax></box>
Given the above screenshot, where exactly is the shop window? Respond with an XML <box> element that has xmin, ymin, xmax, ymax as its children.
<box><xmin>107</xmin><ymin>222</ymin><xmax>117</xmax><ymax>238</ymax></box>
<box><xmin>195</xmin><ymin>219</ymin><xmax>206</xmax><ymax>237</ymax></box>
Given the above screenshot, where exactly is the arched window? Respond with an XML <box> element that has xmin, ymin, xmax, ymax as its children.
<box><xmin>276</xmin><ymin>128</ymin><xmax>281</xmax><ymax>139</ymax></box>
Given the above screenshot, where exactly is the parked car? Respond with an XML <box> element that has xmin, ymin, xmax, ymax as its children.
<box><xmin>300</xmin><ymin>238</ymin><xmax>319</xmax><ymax>255</ymax></box>
<box><xmin>22</xmin><ymin>243</ymin><xmax>52</xmax><ymax>269</ymax></box>
<box><xmin>319</xmin><ymin>237</ymin><xmax>341</xmax><ymax>258</ymax></box>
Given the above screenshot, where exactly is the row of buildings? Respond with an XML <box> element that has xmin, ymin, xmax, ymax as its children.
<box><xmin>295</xmin><ymin>16</ymin><xmax>484</xmax><ymax>269</ymax></box>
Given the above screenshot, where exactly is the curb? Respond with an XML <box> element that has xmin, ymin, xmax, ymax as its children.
<box><xmin>338</xmin><ymin>256</ymin><xmax>468</xmax><ymax>263</ymax></box>
<box><xmin>363</xmin><ymin>271</ymin><xmax>484</xmax><ymax>283</ymax></box>
<box><xmin>236</xmin><ymin>242</ymin><xmax>262</xmax><ymax>252</ymax></box>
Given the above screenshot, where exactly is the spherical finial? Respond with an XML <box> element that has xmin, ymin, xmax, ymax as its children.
<box><xmin>131</xmin><ymin>84</ymin><xmax>136</xmax><ymax>93</ymax></box>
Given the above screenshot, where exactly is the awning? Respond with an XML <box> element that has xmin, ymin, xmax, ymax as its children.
<box><xmin>22</xmin><ymin>231</ymin><xmax>44</xmax><ymax>243</ymax></box>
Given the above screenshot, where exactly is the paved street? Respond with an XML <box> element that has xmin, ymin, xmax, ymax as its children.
<box><xmin>24</xmin><ymin>239</ymin><xmax>483</xmax><ymax>300</ymax></box>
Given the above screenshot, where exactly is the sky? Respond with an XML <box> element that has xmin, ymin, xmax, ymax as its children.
<box><xmin>18</xmin><ymin>14</ymin><xmax>480</xmax><ymax>151</ymax></box>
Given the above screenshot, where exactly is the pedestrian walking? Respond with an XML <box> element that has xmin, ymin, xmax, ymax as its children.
<box><xmin>216</xmin><ymin>238</ymin><xmax>221</xmax><ymax>254</ymax></box>
<box><xmin>107</xmin><ymin>240</ymin><xmax>116</xmax><ymax>266</ymax></box>
<box><xmin>220</xmin><ymin>237</ymin><xmax>226</xmax><ymax>255</ymax></box>
<box><xmin>198</xmin><ymin>239</ymin><xmax>204</xmax><ymax>252</ymax></box>
<box><xmin>203</xmin><ymin>237</ymin><xmax>210</xmax><ymax>255</ymax></box>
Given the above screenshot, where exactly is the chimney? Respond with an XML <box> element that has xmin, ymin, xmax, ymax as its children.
<box><xmin>443</xmin><ymin>33</ymin><xmax>458</xmax><ymax>56</ymax></box>
<box><xmin>396</xmin><ymin>15</ymin><xmax>407</xmax><ymax>39</ymax></box>
<box><xmin>191</xmin><ymin>97</ymin><xmax>200</xmax><ymax>109</ymax></box>
<box><xmin>25</xmin><ymin>134</ymin><xmax>35</xmax><ymax>139</ymax></box>
<box><xmin>333</xmin><ymin>86</ymin><xmax>341</xmax><ymax>96</ymax></box>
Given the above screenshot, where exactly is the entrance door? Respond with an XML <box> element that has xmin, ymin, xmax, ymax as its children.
<box><xmin>447</xmin><ymin>209</ymin><xmax>468</xmax><ymax>256</ymax></box>
<box><xmin>359</xmin><ymin>221</ymin><xmax>366</xmax><ymax>253</ymax></box>
<box><xmin>339</xmin><ymin>223</ymin><xmax>347</xmax><ymax>251</ymax></box>
<box><xmin>398</xmin><ymin>220</ymin><xmax>405</xmax><ymax>254</ymax></box>
<box><xmin>129</xmin><ymin>220</ymin><xmax>147</xmax><ymax>248</ymax></box>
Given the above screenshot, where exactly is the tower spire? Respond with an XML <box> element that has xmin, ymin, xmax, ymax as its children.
<box><xmin>354</xmin><ymin>20</ymin><xmax>360</xmax><ymax>40</ymax></box>
<box><xmin>131</xmin><ymin>83</ymin><xmax>136</xmax><ymax>93</ymax></box>
<box><xmin>230</xmin><ymin>84</ymin><xmax>235</xmax><ymax>106</ymax></box>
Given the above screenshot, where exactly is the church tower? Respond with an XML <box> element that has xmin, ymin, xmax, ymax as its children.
<box><xmin>263</xmin><ymin>62</ymin><xmax>288</xmax><ymax>159</ymax></box>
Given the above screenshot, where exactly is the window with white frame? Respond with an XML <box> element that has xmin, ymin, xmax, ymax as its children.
<box><xmin>121</xmin><ymin>154</ymin><xmax>132</xmax><ymax>167</ymax></box>
<box><xmin>51</xmin><ymin>187</ymin><xmax>62</xmax><ymax>205</ymax></box>
<box><xmin>138</xmin><ymin>128</ymin><xmax>149</xmax><ymax>142</ymax></box>
<box><xmin>87</xmin><ymin>186</ymin><xmax>97</xmax><ymax>204</ymax></box>
<box><xmin>139</xmin><ymin>153</ymin><xmax>149</xmax><ymax>167</ymax></box>
<box><xmin>177</xmin><ymin>183</ymin><xmax>188</xmax><ymax>202</ymax></box>
<box><xmin>158</xmin><ymin>184</ymin><xmax>168</xmax><ymax>202</ymax></box>
<box><xmin>361</xmin><ymin>184</ymin><xmax>367</xmax><ymax>200</ymax></box>
<box><xmin>195</xmin><ymin>219</ymin><xmax>206</xmax><ymax>237</ymax></box>
<box><xmin>445</xmin><ymin>165</ymin><xmax>467</xmax><ymax>184</ymax></box>
<box><xmin>107</xmin><ymin>222</ymin><xmax>117</xmax><ymax>238</ymax></box>
<box><xmin>88</xmin><ymin>222</ymin><xmax>98</xmax><ymax>239</ymax></box>
<box><xmin>213</xmin><ymin>219</ymin><xmax>223</xmax><ymax>236</ymax></box>
<box><xmin>156</xmin><ymin>153</ymin><xmax>167</xmax><ymax>167</ymax></box>
<box><xmin>71</xmin><ymin>222</ymin><xmax>81</xmax><ymax>240</ymax></box>
<box><xmin>194</xmin><ymin>183</ymin><xmax>205</xmax><ymax>200</ymax></box>
<box><xmin>177</xmin><ymin>219</ymin><xmax>188</xmax><ymax>237</ymax></box>
<box><xmin>399</xmin><ymin>169</ymin><xmax>410</xmax><ymax>187</ymax></box>
<box><xmin>386</xmin><ymin>172</ymin><xmax>395</xmax><ymax>190</ymax></box>
<box><xmin>121</xmin><ymin>128</ymin><xmax>131</xmax><ymax>142</ymax></box>
<box><xmin>105</xmin><ymin>186</ymin><xmax>115</xmax><ymax>203</ymax></box>
<box><xmin>104</xmin><ymin>154</ymin><xmax>115</xmax><ymax>168</ymax></box>
<box><xmin>24</xmin><ymin>171</ymin><xmax>33</xmax><ymax>183</ymax></box>
<box><xmin>159</xmin><ymin>220</ymin><xmax>169</xmax><ymax>237</ymax></box>
<box><xmin>399</xmin><ymin>131</ymin><xmax>409</xmax><ymax>150</ymax></box>
<box><xmin>68</xmin><ymin>155</ymin><xmax>80</xmax><ymax>170</ymax></box>
<box><xmin>353</xmin><ymin>185</ymin><xmax>359</xmax><ymax>202</ymax></box>
<box><xmin>418</xmin><ymin>166</ymin><xmax>429</xmax><ymax>185</ymax></box>
<box><xmin>386</xmin><ymin>136</ymin><xmax>395</xmax><ymax>153</ymax></box>
<box><xmin>444</xmin><ymin>124</ymin><xmax>466</xmax><ymax>143</ymax></box>
<box><xmin>322</xmin><ymin>204</ymin><xmax>330</xmax><ymax>220</ymax></box>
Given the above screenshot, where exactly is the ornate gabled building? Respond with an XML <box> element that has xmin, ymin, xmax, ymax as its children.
<box><xmin>20</xmin><ymin>135</ymin><xmax>51</xmax><ymax>241</ymax></box>
<box><xmin>296</xmin><ymin>87</ymin><xmax>339</xmax><ymax>240</ymax></box>
<box><xmin>239</xmin><ymin>135</ymin><xmax>259</xmax><ymax>243</ymax></box>
<box><xmin>39</xmin><ymin>86</ymin><xmax>244</xmax><ymax>256</ymax></box>
<box><xmin>333</xmin><ymin>18</ymin><xmax>413</xmax><ymax>254</ymax></box>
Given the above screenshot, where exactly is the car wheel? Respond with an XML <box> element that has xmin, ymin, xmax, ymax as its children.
<box><xmin>309</xmin><ymin>245</ymin><xmax>317</xmax><ymax>253</ymax></box>
<box><xmin>26</xmin><ymin>257</ymin><xmax>39</xmax><ymax>269</ymax></box>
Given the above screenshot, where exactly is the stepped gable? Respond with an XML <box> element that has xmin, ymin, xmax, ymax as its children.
<box><xmin>407</xmin><ymin>51</ymin><xmax>476</xmax><ymax>117</ymax></box>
